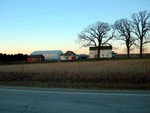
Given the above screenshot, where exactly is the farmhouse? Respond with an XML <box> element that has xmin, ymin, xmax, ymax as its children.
<box><xmin>89</xmin><ymin>46</ymin><xmax>112</xmax><ymax>59</ymax></box>
<box><xmin>31</xmin><ymin>50</ymin><xmax>63</xmax><ymax>61</ymax></box>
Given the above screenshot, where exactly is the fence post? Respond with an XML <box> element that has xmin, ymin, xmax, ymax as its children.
<box><xmin>21</xmin><ymin>61</ymin><xmax>24</xmax><ymax>73</ymax></box>
<box><xmin>145</xmin><ymin>60</ymin><xmax>147</xmax><ymax>73</ymax></box>
<box><xmin>77</xmin><ymin>62</ymin><xmax>79</xmax><ymax>73</ymax></box>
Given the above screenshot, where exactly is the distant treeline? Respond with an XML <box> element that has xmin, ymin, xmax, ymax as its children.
<box><xmin>115</xmin><ymin>53</ymin><xmax>150</xmax><ymax>59</ymax></box>
<box><xmin>0</xmin><ymin>53</ymin><xmax>28</xmax><ymax>62</ymax></box>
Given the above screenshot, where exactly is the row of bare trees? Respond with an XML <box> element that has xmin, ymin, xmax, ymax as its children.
<box><xmin>77</xmin><ymin>10</ymin><xmax>150</xmax><ymax>58</ymax></box>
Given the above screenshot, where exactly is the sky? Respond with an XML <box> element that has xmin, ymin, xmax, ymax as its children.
<box><xmin>0</xmin><ymin>0</ymin><xmax>150</xmax><ymax>55</ymax></box>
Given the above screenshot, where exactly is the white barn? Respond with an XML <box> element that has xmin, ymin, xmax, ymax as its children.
<box><xmin>89</xmin><ymin>46</ymin><xmax>112</xmax><ymax>59</ymax></box>
<box><xmin>31</xmin><ymin>50</ymin><xmax>63</xmax><ymax>61</ymax></box>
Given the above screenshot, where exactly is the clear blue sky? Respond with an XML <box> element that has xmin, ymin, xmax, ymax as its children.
<box><xmin>0</xmin><ymin>0</ymin><xmax>150</xmax><ymax>55</ymax></box>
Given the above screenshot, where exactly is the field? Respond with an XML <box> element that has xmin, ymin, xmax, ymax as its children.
<box><xmin>0</xmin><ymin>59</ymin><xmax>150</xmax><ymax>89</ymax></box>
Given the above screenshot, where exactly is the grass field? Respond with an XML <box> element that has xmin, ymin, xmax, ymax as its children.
<box><xmin>0</xmin><ymin>59</ymin><xmax>150</xmax><ymax>89</ymax></box>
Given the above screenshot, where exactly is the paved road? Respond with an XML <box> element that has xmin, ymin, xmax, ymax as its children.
<box><xmin>0</xmin><ymin>87</ymin><xmax>150</xmax><ymax>113</ymax></box>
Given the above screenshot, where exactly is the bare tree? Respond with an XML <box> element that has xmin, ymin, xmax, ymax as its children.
<box><xmin>77</xmin><ymin>21</ymin><xmax>114</xmax><ymax>58</ymax></box>
<box><xmin>113</xmin><ymin>19</ymin><xmax>136</xmax><ymax>58</ymax></box>
<box><xmin>131</xmin><ymin>10</ymin><xmax>150</xmax><ymax>58</ymax></box>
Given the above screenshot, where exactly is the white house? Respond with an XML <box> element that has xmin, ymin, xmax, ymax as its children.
<box><xmin>31</xmin><ymin>50</ymin><xmax>63</xmax><ymax>61</ymax></box>
<box><xmin>89</xmin><ymin>46</ymin><xmax>112</xmax><ymax>59</ymax></box>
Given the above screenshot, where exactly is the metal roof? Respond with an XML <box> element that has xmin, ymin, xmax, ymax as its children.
<box><xmin>31</xmin><ymin>50</ymin><xmax>63</xmax><ymax>55</ymax></box>
<box><xmin>64</xmin><ymin>51</ymin><xmax>76</xmax><ymax>56</ymax></box>
<box><xmin>31</xmin><ymin>50</ymin><xmax>63</xmax><ymax>61</ymax></box>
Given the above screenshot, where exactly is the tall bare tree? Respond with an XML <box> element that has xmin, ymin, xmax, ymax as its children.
<box><xmin>131</xmin><ymin>10</ymin><xmax>150</xmax><ymax>58</ymax></box>
<box><xmin>77</xmin><ymin>21</ymin><xmax>114</xmax><ymax>58</ymax></box>
<box><xmin>113</xmin><ymin>19</ymin><xmax>136</xmax><ymax>58</ymax></box>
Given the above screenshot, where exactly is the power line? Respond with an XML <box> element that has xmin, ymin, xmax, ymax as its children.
<box><xmin>1</xmin><ymin>0</ymin><xmax>148</xmax><ymax>20</ymax></box>
<box><xmin>0</xmin><ymin>12</ymin><xmax>132</xmax><ymax>30</ymax></box>
<box><xmin>0</xmin><ymin>0</ymin><xmax>149</xmax><ymax>30</ymax></box>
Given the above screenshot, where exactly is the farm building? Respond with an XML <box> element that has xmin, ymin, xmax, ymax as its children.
<box><xmin>77</xmin><ymin>54</ymin><xmax>89</xmax><ymax>60</ymax></box>
<box><xmin>27</xmin><ymin>55</ymin><xmax>45</xmax><ymax>63</ymax></box>
<box><xmin>61</xmin><ymin>51</ymin><xmax>76</xmax><ymax>61</ymax></box>
<box><xmin>31</xmin><ymin>50</ymin><xmax>63</xmax><ymax>61</ymax></box>
<box><xmin>89</xmin><ymin>46</ymin><xmax>112</xmax><ymax>59</ymax></box>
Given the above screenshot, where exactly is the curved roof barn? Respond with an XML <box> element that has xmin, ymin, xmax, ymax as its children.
<box><xmin>31</xmin><ymin>50</ymin><xmax>63</xmax><ymax>61</ymax></box>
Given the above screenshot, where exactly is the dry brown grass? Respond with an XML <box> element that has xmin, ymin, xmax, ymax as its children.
<box><xmin>0</xmin><ymin>59</ymin><xmax>150</xmax><ymax>89</ymax></box>
<box><xmin>0</xmin><ymin>59</ymin><xmax>149</xmax><ymax>73</ymax></box>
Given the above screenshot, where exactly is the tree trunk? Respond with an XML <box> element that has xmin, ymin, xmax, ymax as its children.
<box><xmin>97</xmin><ymin>47</ymin><xmax>100</xmax><ymax>59</ymax></box>
<box><xmin>140</xmin><ymin>38</ymin><xmax>143</xmax><ymax>58</ymax></box>
<box><xmin>126</xmin><ymin>42</ymin><xmax>130</xmax><ymax>59</ymax></box>
<box><xmin>127</xmin><ymin>47</ymin><xmax>130</xmax><ymax>59</ymax></box>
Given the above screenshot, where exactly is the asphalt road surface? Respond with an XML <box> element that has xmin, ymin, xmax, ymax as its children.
<box><xmin>0</xmin><ymin>87</ymin><xmax>150</xmax><ymax>113</ymax></box>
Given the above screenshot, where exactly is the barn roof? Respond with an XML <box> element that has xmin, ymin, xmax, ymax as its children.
<box><xmin>64</xmin><ymin>51</ymin><xmax>76</xmax><ymax>56</ymax></box>
<box><xmin>31</xmin><ymin>50</ymin><xmax>63</xmax><ymax>55</ymax></box>
<box><xmin>28</xmin><ymin>55</ymin><xmax>44</xmax><ymax>58</ymax></box>
<box><xmin>89</xmin><ymin>46</ymin><xmax>112</xmax><ymax>50</ymax></box>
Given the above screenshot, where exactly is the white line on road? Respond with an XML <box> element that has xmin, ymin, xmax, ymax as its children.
<box><xmin>0</xmin><ymin>88</ymin><xmax>149</xmax><ymax>97</ymax></box>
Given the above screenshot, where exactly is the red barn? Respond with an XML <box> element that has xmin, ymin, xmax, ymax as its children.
<box><xmin>27</xmin><ymin>55</ymin><xmax>45</xmax><ymax>63</ymax></box>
